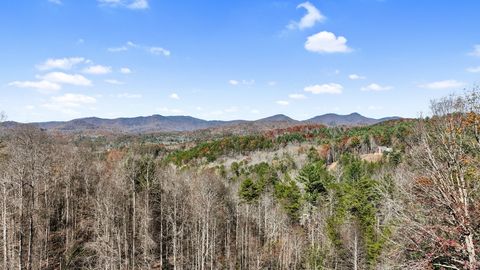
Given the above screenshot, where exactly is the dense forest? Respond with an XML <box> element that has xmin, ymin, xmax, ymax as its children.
<box><xmin>0</xmin><ymin>90</ymin><xmax>479</xmax><ymax>269</ymax></box>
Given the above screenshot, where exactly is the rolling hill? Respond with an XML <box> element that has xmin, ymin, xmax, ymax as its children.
<box><xmin>3</xmin><ymin>113</ymin><xmax>401</xmax><ymax>134</ymax></box>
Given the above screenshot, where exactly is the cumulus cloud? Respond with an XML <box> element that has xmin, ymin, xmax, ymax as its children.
<box><xmin>418</xmin><ymin>80</ymin><xmax>465</xmax><ymax>90</ymax></box>
<box><xmin>288</xmin><ymin>93</ymin><xmax>306</xmax><ymax>100</ymax></box>
<box><xmin>36</xmin><ymin>57</ymin><xmax>88</xmax><ymax>71</ymax></box>
<box><xmin>349</xmin><ymin>74</ymin><xmax>366</xmax><ymax>80</ymax></box>
<box><xmin>229</xmin><ymin>80</ymin><xmax>239</xmax><ymax>85</ymax></box>
<box><xmin>108</xmin><ymin>41</ymin><xmax>170</xmax><ymax>56</ymax></box>
<box><xmin>276</xmin><ymin>100</ymin><xmax>289</xmax><ymax>106</ymax></box>
<box><xmin>149</xmin><ymin>47</ymin><xmax>171</xmax><ymax>56</ymax></box>
<box><xmin>305</xmin><ymin>31</ymin><xmax>351</xmax><ymax>54</ymax></box>
<box><xmin>51</xmin><ymin>93</ymin><xmax>96</xmax><ymax>106</ymax></box>
<box><xmin>97</xmin><ymin>0</ymin><xmax>149</xmax><ymax>10</ymax></box>
<box><xmin>8</xmin><ymin>80</ymin><xmax>61</xmax><ymax>93</ymax></box>
<box><xmin>43</xmin><ymin>93</ymin><xmax>97</xmax><ymax>115</ymax></box>
<box><xmin>304</xmin><ymin>83</ymin><xmax>343</xmax><ymax>94</ymax></box>
<box><xmin>288</xmin><ymin>1</ymin><xmax>326</xmax><ymax>30</ymax></box>
<box><xmin>83</xmin><ymin>65</ymin><xmax>112</xmax><ymax>75</ymax></box>
<box><xmin>128</xmin><ymin>0</ymin><xmax>148</xmax><ymax>9</ymax></box>
<box><xmin>466</xmin><ymin>66</ymin><xmax>480</xmax><ymax>73</ymax></box>
<box><xmin>105</xmin><ymin>79</ymin><xmax>125</xmax><ymax>85</ymax></box>
<box><xmin>108</xmin><ymin>46</ymin><xmax>128</xmax><ymax>52</ymax></box>
<box><xmin>169</xmin><ymin>93</ymin><xmax>180</xmax><ymax>100</ymax></box>
<box><xmin>229</xmin><ymin>79</ymin><xmax>255</xmax><ymax>86</ymax></box>
<box><xmin>10</xmin><ymin>60</ymin><xmax>93</xmax><ymax>93</ymax></box>
<box><xmin>39</xmin><ymin>72</ymin><xmax>92</xmax><ymax>86</ymax></box>
<box><xmin>361</xmin><ymin>83</ymin><xmax>392</xmax><ymax>91</ymax></box>
<box><xmin>469</xmin><ymin>45</ymin><xmax>480</xmax><ymax>57</ymax></box>
<box><xmin>120</xmin><ymin>67</ymin><xmax>132</xmax><ymax>74</ymax></box>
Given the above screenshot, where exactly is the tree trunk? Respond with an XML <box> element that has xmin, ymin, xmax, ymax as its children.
<box><xmin>132</xmin><ymin>185</ymin><xmax>136</xmax><ymax>269</ymax></box>
<box><xmin>465</xmin><ymin>233</ymin><xmax>477</xmax><ymax>269</ymax></box>
<box><xmin>19</xmin><ymin>180</ymin><xmax>24</xmax><ymax>270</ymax></box>
<box><xmin>353</xmin><ymin>229</ymin><xmax>358</xmax><ymax>270</ymax></box>
<box><xmin>2</xmin><ymin>183</ymin><xmax>7</xmax><ymax>270</ymax></box>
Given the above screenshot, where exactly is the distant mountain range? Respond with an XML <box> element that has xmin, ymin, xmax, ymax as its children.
<box><xmin>305</xmin><ymin>113</ymin><xmax>400</xmax><ymax>126</ymax></box>
<box><xmin>3</xmin><ymin>113</ymin><xmax>401</xmax><ymax>134</ymax></box>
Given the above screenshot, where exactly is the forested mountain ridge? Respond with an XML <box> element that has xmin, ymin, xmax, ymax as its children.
<box><xmin>2</xmin><ymin>112</ymin><xmax>400</xmax><ymax>134</ymax></box>
<box><xmin>0</xmin><ymin>91</ymin><xmax>479</xmax><ymax>269</ymax></box>
<box><xmin>306</xmin><ymin>112</ymin><xmax>400</xmax><ymax>126</ymax></box>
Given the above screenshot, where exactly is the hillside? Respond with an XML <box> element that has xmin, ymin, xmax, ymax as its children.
<box><xmin>1</xmin><ymin>91</ymin><xmax>479</xmax><ymax>270</ymax></box>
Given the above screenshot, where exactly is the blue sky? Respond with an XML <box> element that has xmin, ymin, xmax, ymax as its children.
<box><xmin>1</xmin><ymin>0</ymin><xmax>479</xmax><ymax>122</ymax></box>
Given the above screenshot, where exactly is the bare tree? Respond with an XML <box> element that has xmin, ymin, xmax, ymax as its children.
<box><xmin>404</xmin><ymin>90</ymin><xmax>480</xmax><ymax>269</ymax></box>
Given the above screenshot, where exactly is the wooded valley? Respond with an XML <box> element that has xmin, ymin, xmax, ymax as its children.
<box><xmin>0</xmin><ymin>91</ymin><xmax>479</xmax><ymax>269</ymax></box>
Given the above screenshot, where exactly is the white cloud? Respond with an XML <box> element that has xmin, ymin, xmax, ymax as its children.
<box><xmin>8</xmin><ymin>80</ymin><xmax>61</xmax><ymax>93</ymax></box>
<box><xmin>466</xmin><ymin>66</ymin><xmax>480</xmax><ymax>73</ymax></box>
<box><xmin>418</xmin><ymin>80</ymin><xmax>465</xmax><ymax>90</ymax></box>
<box><xmin>349</xmin><ymin>74</ymin><xmax>366</xmax><ymax>80</ymax></box>
<box><xmin>288</xmin><ymin>1</ymin><xmax>326</xmax><ymax>30</ymax></box>
<box><xmin>120</xmin><ymin>67</ymin><xmax>132</xmax><ymax>74</ymax></box>
<box><xmin>169</xmin><ymin>93</ymin><xmax>180</xmax><ymax>100</ymax></box>
<box><xmin>305</xmin><ymin>31</ymin><xmax>352</xmax><ymax>54</ymax></box>
<box><xmin>250</xmin><ymin>109</ymin><xmax>260</xmax><ymax>114</ymax></box>
<box><xmin>105</xmin><ymin>79</ymin><xmax>125</xmax><ymax>85</ymax></box>
<box><xmin>48</xmin><ymin>0</ymin><xmax>62</xmax><ymax>5</ymax></box>
<box><xmin>108</xmin><ymin>46</ymin><xmax>128</xmax><ymax>52</ymax></box>
<box><xmin>98</xmin><ymin>0</ymin><xmax>149</xmax><ymax>10</ymax></box>
<box><xmin>276</xmin><ymin>100</ymin><xmax>289</xmax><ymax>106</ymax></box>
<box><xmin>36</xmin><ymin>57</ymin><xmax>87</xmax><ymax>71</ymax></box>
<box><xmin>150</xmin><ymin>47</ymin><xmax>171</xmax><ymax>56</ymax></box>
<box><xmin>304</xmin><ymin>83</ymin><xmax>343</xmax><ymax>94</ymax></box>
<box><xmin>51</xmin><ymin>93</ymin><xmax>96</xmax><ymax>106</ymax></box>
<box><xmin>126</xmin><ymin>41</ymin><xmax>138</xmax><ymax>47</ymax></box>
<box><xmin>108</xmin><ymin>42</ymin><xmax>170</xmax><ymax>56</ymax></box>
<box><xmin>43</xmin><ymin>93</ymin><xmax>97</xmax><ymax>115</ymax></box>
<box><xmin>40</xmin><ymin>72</ymin><xmax>92</xmax><ymax>86</ymax></box>
<box><xmin>469</xmin><ymin>45</ymin><xmax>480</xmax><ymax>57</ymax></box>
<box><xmin>117</xmin><ymin>93</ymin><xmax>142</xmax><ymax>98</ymax></box>
<box><xmin>361</xmin><ymin>83</ymin><xmax>392</xmax><ymax>91</ymax></box>
<box><xmin>83</xmin><ymin>65</ymin><xmax>112</xmax><ymax>75</ymax></box>
<box><xmin>229</xmin><ymin>79</ymin><xmax>255</xmax><ymax>86</ymax></box>
<box><xmin>268</xmin><ymin>81</ymin><xmax>277</xmax><ymax>86</ymax></box>
<box><xmin>229</xmin><ymin>80</ymin><xmax>239</xmax><ymax>85</ymax></box>
<box><xmin>128</xmin><ymin>0</ymin><xmax>148</xmax><ymax>9</ymax></box>
<box><xmin>289</xmin><ymin>93</ymin><xmax>306</xmax><ymax>100</ymax></box>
